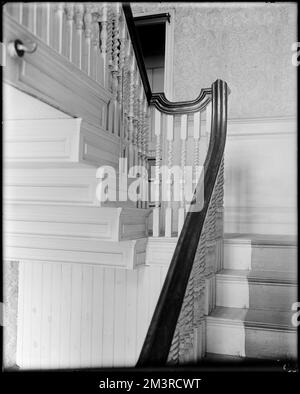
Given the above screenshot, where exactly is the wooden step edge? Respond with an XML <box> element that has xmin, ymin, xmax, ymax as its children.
<box><xmin>216</xmin><ymin>269</ymin><xmax>297</xmax><ymax>285</ymax></box>
<box><xmin>207</xmin><ymin>307</ymin><xmax>296</xmax><ymax>331</ymax></box>
<box><xmin>224</xmin><ymin>233</ymin><xmax>297</xmax><ymax>247</ymax></box>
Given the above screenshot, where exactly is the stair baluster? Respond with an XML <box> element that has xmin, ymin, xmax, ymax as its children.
<box><xmin>165</xmin><ymin>115</ymin><xmax>174</xmax><ymax>237</ymax></box>
<box><xmin>153</xmin><ymin>108</ymin><xmax>162</xmax><ymax>236</ymax></box>
<box><xmin>178</xmin><ymin>114</ymin><xmax>188</xmax><ymax>235</ymax></box>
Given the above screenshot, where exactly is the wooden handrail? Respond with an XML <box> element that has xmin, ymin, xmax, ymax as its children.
<box><xmin>150</xmin><ymin>89</ymin><xmax>212</xmax><ymax>115</ymax></box>
<box><xmin>122</xmin><ymin>3</ymin><xmax>229</xmax><ymax>367</ymax></box>
<box><xmin>122</xmin><ymin>3</ymin><xmax>152</xmax><ymax>103</ymax></box>
<box><xmin>136</xmin><ymin>79</ymin><xmax>229</xmax><ymax>367</ymax></box>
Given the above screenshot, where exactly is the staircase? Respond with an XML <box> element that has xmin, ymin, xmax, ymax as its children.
<box><xmin>3</xmin><ymin>2</ymin><xmax>297</xmax><ymax>370</ymax></box>
<box><xmin>206</xmin><ymin>233</ymin><xmax>297</xmax><ymax>361</ymax></box>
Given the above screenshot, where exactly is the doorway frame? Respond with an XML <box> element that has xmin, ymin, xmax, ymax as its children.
<box><xmin>133</xmin><ymin>9</ymin><xmax>175</xmax><ymax>101</ymax></box>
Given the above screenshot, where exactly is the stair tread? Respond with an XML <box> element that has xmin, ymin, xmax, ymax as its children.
<box><xmin>208</xmin><ymin>306</ymin><xmax>295</xmax><ymax>329</ymax></box>
<box><xmin>147</xmin><ymin>236</ymin><xmax>178</xmax><ymax>242</ymax></box>
<box><xmin>217</xmin><ymin>269</ymin><xmax>297</xmax><ymax>284</ymax></box>
<box><xmin>224</xmin><ymin>233</ymin><xmax>297</xmax><ymax>246</ymax></box>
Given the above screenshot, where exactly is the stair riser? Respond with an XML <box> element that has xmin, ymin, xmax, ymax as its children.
<box><xmin>4</xmin><ymin>204</ymin><xmax>149</xmax><ymax>242</ymax></box>
<box><xmin>3</xmin><ymin>119</ymin><xmax>81</xmax><ymax>164</ymax></box>
<box><xmin>4</xmin><ymin>234</ymin><xmax>147</xmax><ymax>269</ymax></box>
<box><xmin>252</xmin><ymin>246</ymin><xmax>297</xmax><ymax>272</ymax></box>
<box><xmin>224</xmin><ymin>243</ymin><xmax>297</xmax><ymax>272</ymax></box>
<box><xmin>206</xmin><ymin>320</ymin><xmax>297</xmax><ymax>359</ymax></box>
<box><xmin>245</xmin><ymin>328</ymin><xmax>297</xmax><ymax>359</ymax></box>
<box><xmin>216</xmin><ymin>278</ymin><xmax>297</xmax><ymax>311</ymax></box>
<box><xmin>3</xmin><ymin>168</ymin><xmax>139</xmax><ymax>209</ymax></box>
<box><xmin>206</xmin><ymin>321</ymin><xmax>246</xmax><ymax>357</ymax></box>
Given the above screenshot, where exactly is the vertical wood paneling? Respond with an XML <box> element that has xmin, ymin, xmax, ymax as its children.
<box><xmin>29</xmin><ymin>261</ymin><xmax>42</xmax><ymax>368</ymax></box>
<box><xmin>148</xmin><ymin>267</ymin><xmax>162</xmax><ymax>326</ymax></box>
<box><xmin>17</xmin><ymin>260</ymin><xmax>169</xmax><ymax>369</ymax></box>
<box><xmin>16</xmin><ymin>262</ymin><xmax>25</xmax><ymax>366</ymax></box>
<box><xmin>80</xmin><ymin>265</ymin><xmax>93</xmax><ymax>367</ymax></box>
<box><xmin>59</xmin><ymin>263</ymin><xmax>72</xmax><ymax>368</ymax></box>
<box><xmin>136</xmin><ymin>267</ymin><xmax>148</xmax><ymax>358</ymax></box>
<box><xmin>113</xmin><ymin>269</ymin><xmax>126</xmax><ymax>366</ymax></box>
<box><xmin>40</xmin><ymin>262</ymin><xmax>52</xmax><ymax>368</ymax></box>
<box><xmin>50</xmin><ymin>263</ymin><xmax>62</xmax><ymax>369</ymax></box>
<box><xmin>69</xmin><ymin>264</ymin><xmax>82</xmax><ymax>368</ymax></box>
<box><xmin>91</xmin><ymin>266</ymin><xmax>104</xmax><ymax>367</ymax></box>
<box><xmin>22</xmin><ymin>261</ymin><xmax>32</xmax><ymax>368</ymax></box>
<box><xmin>125</xmin><ymin>270</ymin><xmax>138</xmax><ymax>366</ymax></box>
<box><xmin>102</xmin><ymin>268</ymin><xmax>115</xmax><ymax>366</ymax></box>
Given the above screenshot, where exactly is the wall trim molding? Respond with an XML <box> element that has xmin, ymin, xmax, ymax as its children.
<box><xmin>226</xmin><ymin>116</ymin><xmax>296</xmax><ymax>137</ymax></box>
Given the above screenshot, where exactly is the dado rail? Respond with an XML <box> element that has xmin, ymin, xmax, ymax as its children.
<box><xmin>3</xmin><ymin>2</ymin><xmax>229</xmax><ymax>368</ymax></box>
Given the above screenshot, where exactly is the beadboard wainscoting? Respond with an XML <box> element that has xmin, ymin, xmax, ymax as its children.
<box><xmin>16</xmin><ymin>261</ymin><xmax>169</xmax><ymax>369</ymax></box>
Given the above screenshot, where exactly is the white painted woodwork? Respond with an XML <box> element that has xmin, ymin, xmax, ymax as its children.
<box><xmin>146</xmin><ymin>237</ymin><xmax>178</xmax><ymax>266</ymax></box>
<box><xmin>4</xmin><ymin>233</ymin><xmax>148</xmax><ymax>270</ymax></box>
<box><xmin>4</xmin><ymin>119</ymin><xmax>81</xmax><ymax>164</ymax></box>
<box><xmin>150</xmin><ymin>105</ymin><xmax>210</xmax><ymax>237</ymax></box>
<box><xmin>207</xmin><ymin>317</ymin><xmax>246</xmax><ymax>357</ymax></box>
<box><xmin>153</xmin><ymin>108</ymin><xmax>162</xmax><ymax>236</ymax></box>
<box><xmin>3</xmin><ymin>3</ymin><xmax>171</xmax><ymax>371</ymax></box>
<box><xmin>80</xmin><ymin>120</ymin><xmax>122</xmax><ymax>168</ymax></box>
<box><xmin>4</xmin><ymin>4</ymin><xmax>149</xmax><ymax>168</ymax></box>
<box><xmin>206</xmin><ymin>307</ymin><xmax>297</xmax><ymax>359</ymax></box>
<box><xmin>3</xmin><ymin>167</ymin><xmax>98</xmax><ymax>206</ymax></box>
<box><xmin>16</xmin><ymin>261</ymin><xmax>169</xmax><ymax>369</ymax></box>
<box><xmin>224</xmin><ymin>117</ymin><xmax>297</xmax><ymax>235</ymax></box>
<box><xmin>205</xmin><ymin>275</ymin><xmax>216</xmax><ymax>315</ymax></box>
<box><xmin>3</xmin><ymin>83</ymin><xmax>71</xmax><ymax>120</ymax></box>
<box><xmin>216</xmin><ymin>269</ymin><xmax>297</xmax><ymax>311</ymax></box>
<box><xmin>53</xmin><ymin>3</ymin><xmax>64</xmax><ymax>54</ymax></box>
<box><xmin>65</xmin><ymin>4</ymin><xmax>75</xmax><ymax>62</ymax></box>
<box><xmin>3</xmin><ymin>116</ymin><xmax>122</xmax><ymax>169</ymax></box>
<box><xmin>193</xmin><ymin>111</ymin><xmax>201</xmax><ymax>140</ymax></box>
<box><xmin>164</xmin><ymin>115</ymin><xmax>174</xmax><ymax>237</ymax></box>
<box><xmin>224</xmin><ymin>234</ymin><xmax>297</xmax><ymax>272</ymax></box>
<box><xmin>3</xmin><ymin>14</ymin><xmax>111</xmax><ymax>130</ymax></box>
<box><xmin>178</xmin><ymin>114</ymin><xmax>188</xmax><ymax>235</ymax></box>
<box><xmin>216</xmin><ymin>273</ymin><xmax>250</xmax><ymax>309</ymax></box>
<box><xmin>208</xmin><ymin>230</ymin><xmax>297</xmax><ymax>361</ymax></box>
<box><xmin>4</xmin><ymin>204</ymin><xmax>150</xmax><ymax>242</ymax></box>
<box><xmin>205</xmin><ymin>101</ymin><xmax>212</xmax><ymax>142</ymax></box>
<box><xmin>224</xmin><ymin>238</ymin><xmax>252</xmax><ymax>270</ymax></box>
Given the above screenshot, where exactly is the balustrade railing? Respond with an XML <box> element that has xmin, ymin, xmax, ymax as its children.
<box><xmin>4</xmin><ymin>3</ymin><xmax>230</xmax><ymax>367</ymax></box>
<box><xmin>4</xmin><ymin>3</ymin><xmax>150</xmax><ymax>192</ymax></box>
<box><xmin>137</xmin><ymin>79</ymin><xmax>229</xmax><ymax>366</ymax></box>
<box><xmin>149</xmin><ymin>95</ymin><xmax>212</xmax><ymax>237</ymax></box>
